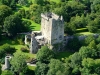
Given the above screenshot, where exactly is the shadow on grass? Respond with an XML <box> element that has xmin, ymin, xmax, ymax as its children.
<box><xmin>30</xmin><ymin>25</ymin><xmax>36</xmax><ymax>30</ymax></box>
<box><xmin>56</xmin><ymin>51</ymin><xmax>74</xmax><ymax>59</ymax></box>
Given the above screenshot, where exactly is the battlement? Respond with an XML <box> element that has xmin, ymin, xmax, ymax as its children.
<box><xmin>41</xmin><ymin>12</ymin><xmax>63</xmax><ymax>21</ymax></box>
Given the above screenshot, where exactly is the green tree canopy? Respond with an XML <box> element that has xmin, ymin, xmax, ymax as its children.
<box><xmin>0</xmin><ymin>0</ymin><xmax>16</xmax><ymax>9</ymax></box>
<box><xmin>35</xmin><ymin>62</ymin><xmax>48</xmax><ymax>75</ymax></box>
<box><xmin>18</xmin><ymin>0</ymin><xmax>28</xmax><ymax>6</ymax></box>
<box><xmin>79</xmin><ymin>46</ymin><xmax>97</xmax><ymax>59</ymax></box>
<box><xmin>0</xmin><ymin>63</ymin><xmax>1</xmax><ymax>75</ymax></box>
<box><xmin>10</xmin><ymin>52</ymin><xmax>27</xmax><ymax>75</ymax></box>
<box><xmin>34</xmin><ymin>0</ymin><xmax>44</xmax><ymax>5</ymax></box>
<box><xmin>36</xmin><ymin>46</ymin><xmax>55</xmax><ymax>63</ymax></box>
<box><xmin>1</xmin><ymin>70</ymin><xmax>14</xmax><ymax>75</ymax></box>
<box><xmin>0</xmin><ymin>5</ymin><xmax>12</xmax><ymax>28</ymax></box>
<box><xmin>47</xmin><ymin>59</ymin><xmax>69</xmax><ymax>75</ymax></box>
<box><xmin>3</xmin><ymin>14</ymin><xmax>27</xmax><ymax>36</ymax></box>
<box><xmin>81</xmin><ymin>58</ymin><xmax>100</xmax><ymax>75</ymax></box>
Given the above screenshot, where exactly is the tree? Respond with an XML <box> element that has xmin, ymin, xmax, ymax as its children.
<box><xmin>0</xmin><ymin>5</ymin><xmax>12</xmax><ymax>28</ymax></box>
<box><xmin>34</xmin><ymin>0</ymin><xmax>44</xmax><ymax>5</ymax></box>
<box><xmin>10</xmin><ymin>52</ymin><xmax>27</xmax><ymax>75</ymax></box>
<box><xmin>84</xmin><ymin>35</ymin><xmax>95</xmax><ymax>45</ymax></box>
<box><xmin>36</xmin><ymin>46</ymin><xmax>55</xmax><ymax>63</ymax></box>
<box><xmin>1</xmin><ymin>70</ymin><xmax>14</xmax><ymax>75</ymax></box>
<box><xmin>0</xmin><ymin>64</ymin><xmax>1</xmax><ymax>75</ymax></box>
<box><xmin>29</xmin><ymin>4</ymin><xmax>42</xmax><ymax>23</ymax></box>
<box><xmin>69</xmin><ymin>15</ymin><xmax>87</xmax><ymax>29</ymax></box>
<box><xmin>81</xmin><ymin>58</ymin><xmax>100</xmax><ymax>75</ymax></box>
<box><xmin>0</xmin><ymin>43</ymin><xmax>16</xmax><ymax>59</ymax></box>
<box><xmin>3</xmin><ymin>14</ymin><xmax>26</xmax><ymax>36</ymax></box>
<box><xmin>35</xmin><ymin>62</ymin><xmax>48</xmax><ymax>75</ymax></box>
<box><xmin>87</xmin><ymin>21</ymin><xmax>98</xmax><ymax>33</ymax></box>
<box><xmin>47</xmin><ymin>59</ymin><xmax>68</xmax><ymax>75</ymax></box>
<box><xmin>88</xmin><ymin>40</ymin><xmax>96</xmax><ymax>49</ymax></box>
<box><xmin>96</xmin><ymin>43</ymin><xmax>100</xmax><ymax>58</ymax></box>
<box><xmin>81</xmin><ymin>58</ymin><xmax>95</xmax><ymax>75</ymax></box>
<box><xmin>70</xmin><ymin>52</ymin><xmax>81</xmax><ymax>74</ymax></box>
<box><xmin>79</xmin><ymin>46</ymin><xmax>97</xmax><ymax>59</ymax></box>
<box><xmin>91</xmin><ymin>0</ymin><xmax>100</xmax><ymax>13</ymax></box>
<box><xmin>18</xmin><ymin>0</ymin><xmax>28</xmax><ymax>6</ymax></box>
<box><xmin>64</xmin><ymin>22</ymin><xmax>74</xmax><ymax>35</ymax></box>
<box><xmin>0</xmin><ymin>0</ymin><xmax>16</xmax><ymax>9</ymax></box>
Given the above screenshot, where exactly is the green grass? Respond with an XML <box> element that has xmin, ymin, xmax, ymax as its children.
<box><xmin>12</xmin><ymin>44</ymin><xmax>36</xmax><ymax>58</ymax></box>
<box><xmin>77</xmin><ymin>28</ymin><xmax>87</xmax><ymax>31</ymax></box>
<box><xmin>16</xmin><ymin>4</ymin><xmax>29</xmax><ymax>11</ymax></box>
<box><xmin>28</xmin><ymin>65</ymin><xmax>36</xmax><ymax>70</ymax></box>
<box><xmin>50</xmin><ymin>0</ymin><xmax>61</xmax><ymax>3</ymax></box>
<box><xmin>29</xmin><ymin>0</ymin><xmax>61</xmax><ymax>3</ymax></box>
<box><xmin>56</xmin><ymin>51</ymin><xmax>73</xmax><ymax>59</ymax></box>
<box><xmin>23</xmin><ymin>18</ymin><xmax>41</xmax><ymax>31</ymax></box>
<box><xmin>0</xmin><ymin>37</ymin><xmax>36</xmax><ymax>58</ymax></box>
<box><xmin>75</xmin><ymin>32</ymin><xmax>93</xmax><ymax>36</ymax></box>
<box><xmin>79</xmin><ymin>32</ymin><xmax>93</xmax><ymax>35</ymax></box>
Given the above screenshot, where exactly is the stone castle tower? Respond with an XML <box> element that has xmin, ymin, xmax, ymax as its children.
<box><xmin>25</xmin><ymin>12</ymin><xmax>64</xmax><ymax>53</ymax></box>
<box><xmin>41</xmin><ymin>13</ymin><xmax>64</xmax><ymax>47</ymax></box>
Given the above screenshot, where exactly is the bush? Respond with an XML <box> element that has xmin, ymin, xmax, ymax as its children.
<box><xmin>0</xmin><ymin>44</ymin><xmax>16</xmax><ymax>58</ymax></box>
<box><xmin>20</xmin><ymin>47</ymin><xmax>29</xmax><ymax>52</ymax></box>
<box><xmin>2</xmin><ymin>43</ymin><xmax>16</xmax><ymax>54</ymax></box>
<box><xmin>17</xmin><ymin>39</ymin><xmax>24</xmax><ymax>45</ymax></box>
<box><xmin>0</xmin><ymin>49</ymin><xmax>5</xmax><ymax>58</ymax></box>
<box><xmin>36</xmin><ymin>46</ymin><xmax>55</xmax><ymax>63</ymax></box>
<box><xmin>1</xmin><ymin>70</ymin><xmax>14</xmax><ymax>75</ymax></box>
<box><xmin>85</xmin><ymin>35</ymin><xmax>95</xmax><ymax>45</ymax></box>
<box><xmin>11</xmin><ymin>41</ymin><xmax>16</xmax><ymax>44</ymax></box>
<box><xmin>87</xmin><ymin>26</ymin><xmax>98</xmax><ymax>33</ymax></box>
<box><xmin>0</xmin><ymin>58</ymin><xmax>5</xmax><ymax>64</ymax></box>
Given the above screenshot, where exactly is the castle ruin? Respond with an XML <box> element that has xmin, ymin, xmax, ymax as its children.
<box><xmin>25</xmin><ymin>13</ymin><xmax>64</xmax><ymax>53</ymax></box>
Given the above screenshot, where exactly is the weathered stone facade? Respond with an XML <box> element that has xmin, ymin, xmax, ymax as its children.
<box><xmin>25</xmin><ymin>12</ymin><xmax>64</xmax><ymax>53</ymax></box>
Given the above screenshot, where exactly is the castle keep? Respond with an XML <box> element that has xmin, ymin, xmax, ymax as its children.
<box><xmin>25</xmin><ymin>13</ymin><xmax>64</xmax><ymax>53</ymax></box>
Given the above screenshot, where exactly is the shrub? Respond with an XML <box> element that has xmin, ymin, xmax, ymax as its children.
<box><xmin>11</xmin><ymin>41</ymin><xmax>16</xmax><ymax>44</ymax></box>
<box><xmin>0</xmin><ymin>44</ymin><xmax>16</xmax><ymax>58</ymax></box>
<box><xmin>1</xmin><ymin>70</ymin><xmax>14</xmax><ymax>75</ymax></box>
<box><xmin>20</xmin><ymin>47</ymin><xmax>29</xmax><ymax>52</ymax></box>
<box><xmin>17</xmin><ymin>39</ymin><xmax>24</xmax><ymax>45</ymax></box>
<box><xmin>2</xmin><ymin>43</ymin><xmax>16</xmax><ymax>54</ymax></box>
<box><xmin>0</xmin><ymin>58</ymin><xmax>5</xmax><ymax>64</ymax></box>
<box><xmin>0</xmin><ymin>49</ymin><xmax>5</xmax><ymax>58</ymax></box>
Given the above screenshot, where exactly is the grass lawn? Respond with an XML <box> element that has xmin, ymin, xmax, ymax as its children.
<box><xmin>50</xmin><ymin>0</ymin><xmax>61</xmax><ymax>3</ymax></box>
<box><xmin>0</xmin><ymin>38</ymin><xmax>36</xmax><ymax>58</ymax></box>
<box><xmin>56</xmin><ymin>51</ymin><xmax>73</xmax><ymax>59</ymax></box>
<box><xmin>28</xmin><ymin>65</ymin><xmax>36</xmax><ymax>70</ymax></box>
<box><xmin>29</xmin><ymin>0</ymin><xmax>61</xmax><ymax>3</ymax></box>
<box><xmin>16</xmin><ymin>4</ymin><xmax>29</xmax><ymax>11</ymax></box>
<box><xmin>75</xmin><ymin>32</ymin><xmax>93</xmax><ymax>36</ymax></box>
<box><xmin>23</xmin><ymin>18</ymin><xmax>41</xmax><ymax>31</ymax></box>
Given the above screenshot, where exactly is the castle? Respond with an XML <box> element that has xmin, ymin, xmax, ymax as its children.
<box><xmin>25</xmin><ymin>13</ymin><xmax>64</xmax><ymax>53</ymax></box>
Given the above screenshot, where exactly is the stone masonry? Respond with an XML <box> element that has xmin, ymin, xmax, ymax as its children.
<box><xmin>25</xmin><ymin>12</ymin><xmax>64</xmax><ymax>53</ymax></box>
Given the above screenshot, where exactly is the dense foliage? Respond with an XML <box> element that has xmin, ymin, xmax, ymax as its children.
<box><xmin>0</xmin><ymin>0</ymin><xmax>100</xmax><ymax>75</ymax></box>
<box><xmin>10</xmin><ymin>52</ymin><xmax>27</xmax><ymax>75</ymax></box>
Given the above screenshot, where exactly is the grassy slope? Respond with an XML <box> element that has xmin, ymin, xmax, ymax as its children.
<box><xmin>50</xmin><ymin>0</ymin><xmax>61</xmax><ymax>3</ymax></box>
<box><xmin>56</xmin><ymin>51</ymin><xmax>73</xmax><ymax>59</ymax></box>
<box><xmin>23</xmin><ymin>18</ymin><xmax>40</xmax><ymax>31</ymax></box>
<box><xmin>30</xmin><ymin>0</ymin><xmax>61</xmax><ymax>3</ymax></box>
<box><xmin>0</xmin><ymin>38</ymin><xmax>36</xmax><ymax>58</ymax></box>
